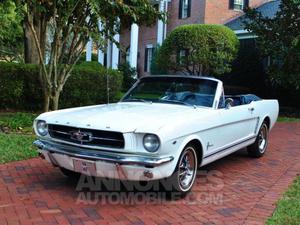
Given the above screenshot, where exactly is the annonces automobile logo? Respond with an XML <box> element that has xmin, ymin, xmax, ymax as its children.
<box><xmin>69</xmin><ymin>130</ymin><xmax>92</xmax><ymax>142</ymax></box>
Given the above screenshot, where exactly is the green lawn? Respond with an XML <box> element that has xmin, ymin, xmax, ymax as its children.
<box><xmin>0</xmin><ymin>133</ymin><xmax>37</xmax><ymax>163</ymax></box>
<box><xmin>267</xmin><ymin>176</ymin><xmax>300</xmax><ymax>225</ymax></box>
<box><xmin>0</xmin><ymin>112</ymin><xmax>36</xmax><ymax>133</ymax></box>
<box><xmin>0</xmin><ymin>112</ymin><xmax>38</xmax><ymax>163</ymax></box>
<box><xmin>277</xmin><ymin>117</ymin><xmax>300</xmax><ymax>122</ymax></box>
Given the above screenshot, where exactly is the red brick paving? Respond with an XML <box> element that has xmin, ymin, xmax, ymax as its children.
<box><xmin>1</xmin><ymin>123</ymin><xmax>300</xmax><ymax>225</ymax></box>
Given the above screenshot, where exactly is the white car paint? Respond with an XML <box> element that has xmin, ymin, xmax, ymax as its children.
<box><xmin>33</xmin><ymin>76</ymin><xmax>279</xmax><ymax>181</ymax></box>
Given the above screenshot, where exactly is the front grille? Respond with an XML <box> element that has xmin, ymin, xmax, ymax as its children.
<box><xmin>48</xmin><ymin>124</ymin><xmax>125</xmax><ymax>149</ymax></box>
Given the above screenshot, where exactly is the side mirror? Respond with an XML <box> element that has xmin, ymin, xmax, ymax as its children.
<box><xmin>225</xmin><ymin>98</ymin><xmax>234</xmax><ymax>109</ymax></box>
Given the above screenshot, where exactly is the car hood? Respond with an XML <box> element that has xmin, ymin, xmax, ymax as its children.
<box><xmin>37</xmin><ymin>102</ymin><xmax>211</xmax><ymax>133</ymax></box>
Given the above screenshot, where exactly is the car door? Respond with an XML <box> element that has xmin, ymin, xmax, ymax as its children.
<box><xmin>217</xmin><ymin>101</ymin><xmax>258</xmax><ymax>149</ymax></box>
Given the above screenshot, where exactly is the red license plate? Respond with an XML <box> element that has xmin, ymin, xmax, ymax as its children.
<box><xmin>73</xmin><ymin>159</ymin><xmax>97</xmax><ymax>176</ymax></box>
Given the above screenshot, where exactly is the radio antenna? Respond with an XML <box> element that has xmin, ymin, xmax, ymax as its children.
<box><xmin>107</xmin><ymin>71</ymin><xmax>110</xmax><ymax>104</ymax></box>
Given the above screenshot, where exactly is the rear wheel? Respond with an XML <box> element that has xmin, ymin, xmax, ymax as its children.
<box><xmin>247</xmin><ymin>122</ymin><xmax>269</xmax><ymax>158</ymax></box>
<box><xmin>165</xmin><ymin>145</ymin><xmax>198</xmax><ymax>197</ymax></box>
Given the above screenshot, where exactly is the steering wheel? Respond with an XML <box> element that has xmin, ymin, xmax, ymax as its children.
<box><xmin>182</xmin><ymin>93</ymin><xmax>197</xmax><ymax>102</ymax></box>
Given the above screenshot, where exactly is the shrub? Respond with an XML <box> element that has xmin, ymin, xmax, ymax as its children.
<box><xmin>0</xmin><ymin>62</ymin><xmax>123</xmax><ymax>111</ymax></box>
<box><xmin>0</xmin><ymin>62</ymin><xmax>41</xmax><ymax>110</ymax></box>
<box><xmin>156</xmin><ymin>24</ymin><xmax>239</xmax><ymax>76</ymax></box>
<box><xmin>118</xmin><ymin>62</ymin><xmax>137</xmax><ymax>91</ymax></box>
<box><xmin>150</xmin><ymin>45</ymin><xmax>168</xmax><ymax>75</ymax></box>
<box><xmin>0</xmin><ymin>112</ymin><xmax>37</xmax><ymax>132</ymax></box>
<box><xmin>61</xmin><ymin>62</ymin><xmax>123</xmax><ymax>108</ymax></box>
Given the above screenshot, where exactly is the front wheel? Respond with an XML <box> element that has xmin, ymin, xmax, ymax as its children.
<box><xmin>247</xmin><ymin>122</ymin><xmax>269</xmax><ymax>158</ymax></box>
<box><xmin>60</xmin><ymin>167</ymin><xmax>80</xmax><ymax>180</ymax></box>
<box><xmin>165</xmin><ymin>145</ymin><xmax>198</xmax><ymax>197</ymax></box>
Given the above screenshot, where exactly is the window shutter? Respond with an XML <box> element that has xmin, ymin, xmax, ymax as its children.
<box><xmin>244</xmin><ymin>0</ymin><xmax>249</xmax><ymax>9</ymax></box>
<box><xmin>187</xmin><ymin>0</ymin><xmax>191</xmax><ymax>17</ymax></box>
<box><xmin>229</xmin><ymin>0</ymin><xmax>234</xmax><ymax>9</ymax></box>
<box><xmin>179</xmin><ymin>0</ymin><xmax>183</xmax><ymax>19</ymax></box>
<box><xmin>144</xmin><ymin>48</ymin><xmax>148</xmax><ymax>72</ymax></box>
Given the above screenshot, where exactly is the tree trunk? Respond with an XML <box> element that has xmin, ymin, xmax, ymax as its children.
<box><xmin>23</xmin><ymin>8</ymin><xmax>47</xmax><ymax>64</ymax></box>
<box><xmin>43</xmin><ymin>93</ymin><xmax>50</xmax><ymax>112</ymax></box>
<box><xmin>51</xmin><ymin>90</ymin><xmax>61</xmax><ymax>111</ymax></box>
<box><xmin>23</xmin><ymin>21</ymin><xmax>40</xmax><ymax>63</ymax></box>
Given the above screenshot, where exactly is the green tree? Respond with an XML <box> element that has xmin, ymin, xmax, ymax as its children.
<box><xmin>155</xmin><ymin>24</ymin><xmax>239</xmax><ymax>76</ymax></box>
<box><xmin>244</xmin><ymin>0</ymin><xmax>300</xmax><ymax>89</ymax></box>
<box><xmin>0</xmin><ymin>0</ymin><xmax>23</xmax><ymax>62</ymax></box>
<box><xmin>15</xmin><ymin>0</ymin><xmax>163</xmax><ymax>111</ymax></box>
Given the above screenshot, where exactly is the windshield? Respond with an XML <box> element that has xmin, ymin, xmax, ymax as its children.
<box><xmin>122</xmin><ymin>76</ymin><xmax>218</xmax><ymax>107</ymax></box>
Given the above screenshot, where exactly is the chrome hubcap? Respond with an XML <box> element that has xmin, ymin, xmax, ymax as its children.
<box><xmin>258</xmin><ymin>124</ymin><xmax>268</xmax><ymax>153</ymax></box>
<box><xmin>178</xmin><ymin>148</ymin><xmax>196</xmax><ymax>191</ymax></box>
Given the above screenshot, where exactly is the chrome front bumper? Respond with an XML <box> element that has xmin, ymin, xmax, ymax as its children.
<box><xmin>33</xmin><ymin>140</ymin><xmax>174</xmax><ymax>168</ymax></box>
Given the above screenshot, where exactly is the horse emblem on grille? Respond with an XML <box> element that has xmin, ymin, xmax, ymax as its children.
<box><xmin>69</xmin><ymin>130</ymin><xmax>92</xmax><ymax>142</ymax></box>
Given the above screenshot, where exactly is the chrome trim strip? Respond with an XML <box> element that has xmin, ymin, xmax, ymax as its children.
<box><xmin>33</xmin><ymin>140</ymin><xmax>173</xmax><ymax>167</ymax></box>
<box><xmin>49</xmin><ymin>128</ymin><xmax>124</xmax><ymax>143</ymax></box>
<box><xmin>203</xmin><ymin>136</ymin><xmax>256</xmax><ymax>159</ymax></box>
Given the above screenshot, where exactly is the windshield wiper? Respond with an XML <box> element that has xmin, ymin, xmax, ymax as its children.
<box><xmin>122</xmin><ymin>98</ymin><xmax>152</xmax><ymax>104</ymax></box>
<box><xmin>159</xmin><ymin>99</ymin><xmax>197</xmax><ymax>108</ymax></box>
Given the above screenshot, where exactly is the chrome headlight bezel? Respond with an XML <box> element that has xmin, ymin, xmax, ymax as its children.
<box><xmin>143</xmin><ymin>134</ymin><xmax>160</xmax><ymax>152</ymax></box>
<box><xmin>36</xmin><ymin>120</ymin><xmax>48</xmax><ymax>136</ymax></box>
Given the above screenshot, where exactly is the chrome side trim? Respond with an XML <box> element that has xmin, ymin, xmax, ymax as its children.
<box><xmin>33</xmin><ymin>140</ymin><xmax>173</xmax><ymax>167</ymax></box>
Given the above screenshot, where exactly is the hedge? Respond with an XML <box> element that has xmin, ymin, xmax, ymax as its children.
<box><xmin>0</xmin><ymin>62</ymin><xmax>123</xmax><ymax>111</ymax></box>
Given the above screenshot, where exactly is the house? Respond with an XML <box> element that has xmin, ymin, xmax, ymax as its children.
<box><xmin>85</xmin><ymin>0</ymin><xmax>274</xmax><ymax>76</ymax></box>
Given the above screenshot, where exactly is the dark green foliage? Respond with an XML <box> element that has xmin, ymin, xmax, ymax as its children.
<box><xmin>221</xmin><ymin>39</ymin><xmax>268</xmax><ymax>96</ymax></box>
<box><xmin>0</xmin><ymin>0</ymin><xmax>23</xmax><ymax>62</ymax></box>
<box><xmin>0</xmin><ymin>63</ymin><xmax>41</xmax><ymax>110</ymax></box>
<box><xmin>77</xmin><ymin>53</ymin><xmax>99</xmax><ymax>64</ymax></box>
<box><xmin>61</xmin><ymin>62</ymin><xmax>123</xmax><ymax>108</ymax></box>
<box><xmin>221</xmin><ymin>38</ymin><xmax>300</xmax><ymax>109</ymax></box>
<box><xmin>244</xmin><ymin>0</ymin><xmax>300</xmax><ymax>89</ymax></box>
<box><xmin>150</xmin><ymin>46</ymin><xmax>168</xmax><ymax>75</ymax></box>
<box><xmin>156</xmin><ymin>24</ymin><xmax>239</xmax><ymax>76</ymax></box>
<box><xmin>118</xmin><ymin>62</ymin><xmax>137</xmax><ymax>92</ymax></box>
<box><xmin>0</xmin><ymin>112</ymin><xmax>36</xmax><ymax>133</ymax></box>
<box><xmin>0</xmin><ymin>62</ymin><xmax>123</xmax><ymax>110</ymax></box>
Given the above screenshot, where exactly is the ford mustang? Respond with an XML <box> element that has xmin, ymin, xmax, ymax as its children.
<box><xmin>33</xmin><ymin>75</ymin><xmax>279</xmax><ymax>195</ymax></box>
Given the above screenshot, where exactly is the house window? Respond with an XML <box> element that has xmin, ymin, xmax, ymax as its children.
<box><xmin>230</xmin><ymin>0</ymin><xmax>249</xmax><ymax>10</ymax></box>
<box><xmin>234</xmin><ymin>0</ymin><xmax>243</xmax><ymax>10</ymax></box>
<box><xmin>178</xmin><ymin>49</ymin><xmax>187</xmax><ymax>64</ymax></box>
<box><xmin>144</xmin><ymin>45</ymin><xmax>154</xmax><ymax>73</ymax></box>
<box><xmin>179</xmin><ymin>0</ymin><xmax>191</xmax><ymax>19</ymax></box>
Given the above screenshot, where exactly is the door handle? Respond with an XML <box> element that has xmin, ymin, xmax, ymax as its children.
<box><xmin>248</xmin><ymin>107</ymin><xmax>255</xmax><ymax>112</ymax></box>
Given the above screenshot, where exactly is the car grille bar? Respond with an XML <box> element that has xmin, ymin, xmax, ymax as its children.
<box><xmin>48</xmin><ymin>124</ymin><xmax>125</xmax><ymax>149</ymax></box>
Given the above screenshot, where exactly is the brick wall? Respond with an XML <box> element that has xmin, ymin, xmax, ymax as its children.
<box><xmin>204</xmin><ymin>0</ymin><xmax>270</xmax><ymax>24</ymax></box>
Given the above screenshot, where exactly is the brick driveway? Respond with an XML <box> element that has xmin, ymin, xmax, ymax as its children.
<box><xmin>1</xmin><ymin>123</ymin><xmax>300</xmax><ymax>225</ymax></box>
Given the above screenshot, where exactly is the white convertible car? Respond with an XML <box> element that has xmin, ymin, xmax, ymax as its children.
<box><xmin>33</xmin><ymin>75</ymin><xmax>279</xmax><ymax>194</ymax></box>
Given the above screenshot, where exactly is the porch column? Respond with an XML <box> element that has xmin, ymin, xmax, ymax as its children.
<box><xmin>106</xmin><ymin>40</ymin><xmax>112</xmax><ymax>68</ymax></box>
<box><xmin>111</xmin><ymin>33</ymin><xmax>120</xmax><ymax>69</ymax></box>
<box><xmin>157</xmin><ymin>0</ymin><xmax>168</xmax><ymax>45</ymax></box>
<box><xmin>129</xmin><ymin>23</ymin><xmax>139</xmax><ymax>69</ymax></box>
<box><xmin>97</xmin><ymin>20</ymin><xmax>104</xmax><ymax>65</ymax></box>
<box><xmin>86</xmin><ymin>38</ymin><xmax>93</xmax><ymax>61</ymax></box>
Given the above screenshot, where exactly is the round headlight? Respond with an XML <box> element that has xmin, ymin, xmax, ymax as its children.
<box><xmin>36</xmin><ymin>120</ymin><xmax>48</xmax><ymax>136</ymax></box>
<box><xmin>143</xmin><ymin>134</ymin><xmax>160</xmax><ymax>152</ymax></box>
